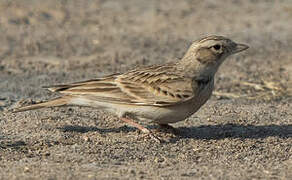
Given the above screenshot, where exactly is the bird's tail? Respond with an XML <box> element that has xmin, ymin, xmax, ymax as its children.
<box><xmin>12</xmin><ymin>96</ymin><xmax>70</xmax><ymax>113</ymax></box>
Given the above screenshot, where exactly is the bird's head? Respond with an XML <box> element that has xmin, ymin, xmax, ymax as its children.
<box><xmin>179</xmin><ymin>35</ymin><xmax>249</xmax><ymax>78</ymax></box>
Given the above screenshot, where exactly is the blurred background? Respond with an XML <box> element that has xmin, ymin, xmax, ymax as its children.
<box><xmin>0</xmin><ymin>0</ymin><xmax>291</xmax><ymax>179</ymax></box>
<box><xmin>0</xmin><ymin>0</ymin><xmax>291</xmax><ymax>100</ymax></box>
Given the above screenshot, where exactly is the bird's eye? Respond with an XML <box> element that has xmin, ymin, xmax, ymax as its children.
<box><xmin>212</xmin><ymin>44</ymin><xmax>221</xmax><ymax>51</ymax></box>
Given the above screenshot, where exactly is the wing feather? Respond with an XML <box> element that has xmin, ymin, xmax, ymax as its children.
<box><xmin>43</xmin><ymin>64</ymin><xmax>196</xmax><ymax>106</ymax></box>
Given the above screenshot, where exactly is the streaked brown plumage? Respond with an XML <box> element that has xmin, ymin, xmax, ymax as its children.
<box><xmin>12</xmin><ymin>35</ymin><xmax>249</xmax><ymax>141</ymax></box>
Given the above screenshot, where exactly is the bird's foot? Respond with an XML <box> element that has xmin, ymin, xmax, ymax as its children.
<box><xmin>140</xmin><ymin>132</ymin><xmax>164</xmax><ymax>143</ymax></box>
<box><xmin>120</xmin><ymin>117</ymin><xmax>165</xmax><ymax>143</ymax></box>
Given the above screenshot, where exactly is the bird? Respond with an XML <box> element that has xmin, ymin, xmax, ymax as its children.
<box><xmin>12</xmin><ymin>35</ymin><xmax>249</xmax><ymax>142</ymax></box>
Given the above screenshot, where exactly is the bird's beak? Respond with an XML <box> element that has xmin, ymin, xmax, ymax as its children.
<box><xmin>233</xmin><ymin>43</ymin><xmax>249</xmax><ymax>54</ymax></box>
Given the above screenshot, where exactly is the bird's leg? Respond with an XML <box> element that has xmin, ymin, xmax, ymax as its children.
<box><xmin>120</xmin><ymin>117</ymin><xmax>162</xmax><ymax>143</ymax></box>
<box><xmin>120</xmin><ymin>117</ymin><xmax>150</xmax><ymax>133</ymax></box>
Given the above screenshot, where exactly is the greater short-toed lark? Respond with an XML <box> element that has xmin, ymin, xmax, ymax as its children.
<box><xmin>13</xmin><ymin>35</ymin><xmax>249</xmax><ymax>141</ymax></box>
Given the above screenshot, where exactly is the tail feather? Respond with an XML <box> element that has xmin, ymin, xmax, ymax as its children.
<box><xmin>12</xmin><ymin>97</ymin><xmax>70</xmax><ymax>113</ymax></box>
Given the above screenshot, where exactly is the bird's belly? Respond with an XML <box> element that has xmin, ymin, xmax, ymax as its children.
<box><xmin>129</xmin><ymin>92</ymin><xmax>212</xmax><ymax>124</ymax></box>
<box><xmin>148</xmin><ymin>83</ymin><xmax>213</xmax><ymax>124</ymax></box>
<box><xmin>95</xmin><ymin>102</ymin><xmax>197</xmax><ymax>124</ymax></box>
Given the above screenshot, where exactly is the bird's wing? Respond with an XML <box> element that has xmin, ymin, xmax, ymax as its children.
<box><xmin>44</xmin><ymin>64</ymin><xmax>197</xmax><ymax>107</ymax></box>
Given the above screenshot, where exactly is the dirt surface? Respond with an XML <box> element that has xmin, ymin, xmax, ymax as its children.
<box><xmin>0</xmin><ymin>0</ymin><xmax>292</xmax><ymax>179</ymax></box>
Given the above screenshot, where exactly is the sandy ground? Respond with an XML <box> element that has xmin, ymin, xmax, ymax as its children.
<box><xmin>0</xmin><ymin>0</ymin><xmax>292</xmax><ymax>179</ymax></box>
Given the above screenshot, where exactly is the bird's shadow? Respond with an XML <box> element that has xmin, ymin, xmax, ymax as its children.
<box><xmin>1</xmin><ymin>124</ymin><xmax>291</xmax><ymax>149</ymax></box>
<box><xmin>58</xmin><ymin>123</ymin><xmax>292</xmax><ymax>141</ymax></box>
<box><xmin>57</xmin><ymin>125</ymin><xmax>137</xmax><ymax>134</ymax></box>
<box><xmin>175</xmin><ymin>124</ymin><xmax>291</xmax><ymax>140</ymax></box>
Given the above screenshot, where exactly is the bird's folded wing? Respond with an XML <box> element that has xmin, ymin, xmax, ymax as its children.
<box><xmin>43</xmin><ymin>65</ymin><xmax>196</xmax><ymax>107</ymax></box>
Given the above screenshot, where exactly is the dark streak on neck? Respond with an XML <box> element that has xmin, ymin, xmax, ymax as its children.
<box><xmin>195</xmin><ymin>76</ymin><xmax>213</xmax><ymax>86</ymax></box>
